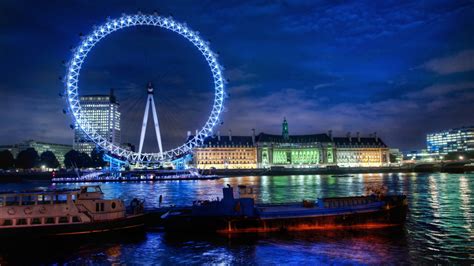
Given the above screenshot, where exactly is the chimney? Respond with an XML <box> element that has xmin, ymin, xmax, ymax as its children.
<box><xmin>187</xmin><ymin>131</ymin><xmax>191</xmax><ymax>138</ymax></box>
<box><xmin>328</xmin><ymin>130</ymin><xmax>333</xmax><ymax>141</ymax></box>
<box><xmin>357</xmin><ymin>132</ymin><xmax>360</xmax><ymax>142</ymax></box>
<box><xmin>374</xmin><ymin>132</ymin><xmax>378</xmax><ymax>142</ymax></box>
<box><xmin>217</xmin><ymin>131</ymin><xmax>221</xmax><ymax>141</ymax></box>
<box><xmin>252</xmin><ymin>128</ymin><xmax>256</xmax><ymax>145</ymax></box>
<box><xmin>347</xmin><ymin>132</ymin><xmax>352</xmax><ymax>142</ymax></box>
<box><xmin>229</xmin><ymin>129</ymin><xmax>232</xmax><ymax>142</ymax></box>
<box><xmin>195</xmin><ymin>129</ymin><xmax>198</xmax><ymax>137</ymax></box>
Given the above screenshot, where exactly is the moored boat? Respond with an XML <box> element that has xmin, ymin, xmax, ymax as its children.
<box><xmin>0</xmin><ymin>185</ymin><xmax>145</xmax><ymax>238</ymax></box>
<box><xmin>161</xmin><ymin>185</ymin><xmax>408</xmax><ymax>234</ymax></box>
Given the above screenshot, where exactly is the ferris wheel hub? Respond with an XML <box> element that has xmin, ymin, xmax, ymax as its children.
<box><xmin>147</xmin><ymin>81</ymin><xmax>154</xmax><ymax>94</ymax></box>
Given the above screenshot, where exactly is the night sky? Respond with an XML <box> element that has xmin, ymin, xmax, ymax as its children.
<box><xmin>1</xmin><ymin>0</ymin><xmax>473</xmax><ymax>151</ymax></box>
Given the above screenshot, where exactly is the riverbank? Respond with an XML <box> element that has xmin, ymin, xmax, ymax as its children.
<box><xmin>0</xmin><ymin>164</ymin><xmax>472</xmax><ymax>183</ymax></box>
<box><xmin>208</xmin><ymin>164</ymin><xmax>474</xmax><ymax>176</ymax></box>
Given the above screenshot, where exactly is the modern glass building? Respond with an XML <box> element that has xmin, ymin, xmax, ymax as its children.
<box><xmin>17</xmin><ymin>140</ymin><xmax>72</xmax><ymax>167</ymax></box>
<box><xmin>0</xmin><ymin>140</ymin><xmax>72</xmax><ymax>167</ymax></box>
<box><xmin>73</xmin><ymin>90</ymin><xmax>121</xmax><ymax>155</ymax></box>
<box><xmin>427</xmin><ymin>126</ymin><xmax>474</xmax><ymax>154</ymax></box>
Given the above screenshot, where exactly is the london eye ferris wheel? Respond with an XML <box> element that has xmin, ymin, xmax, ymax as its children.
<box><xmin>64</xmin><ymin>13</ymin><xmax>226</xmax><ymax>164</ymax></box>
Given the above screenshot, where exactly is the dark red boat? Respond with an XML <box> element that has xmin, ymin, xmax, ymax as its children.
<box><xmin>161</xmin><ymin>186</ymin><xmax>408</xmax><ymax>234</ymax></box>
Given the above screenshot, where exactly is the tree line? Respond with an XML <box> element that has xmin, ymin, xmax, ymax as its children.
<box><xmin>0</xmin><ymin>148</ymin><xmax>107</xmax><ymax>170</ymax></box>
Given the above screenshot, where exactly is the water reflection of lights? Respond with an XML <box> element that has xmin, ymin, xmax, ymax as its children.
<box><xmin>260</xmin><ymin>175</ymin><xmax>270</xmax><ymax>203</ymax></box>
<box><xmin>428</xmin><ymin>175</ymin><xmax>441</xmax><ymax>220</ymax></box>
<box><xmin>106</xmin><ymin>245</ymin><xmax>122</xmax><ymax>262</ymax></box>
<box><xmin>2</xmin><ymin>173</ymin><xmax>474</xmax><ymax>264</ymax></box>
<box><xmin>459</xmin><ymin>176</ymin><xmax>472</xmax><ymax>232</ymax></box>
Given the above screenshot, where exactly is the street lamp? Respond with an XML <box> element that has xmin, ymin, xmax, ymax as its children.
<box><xmin>459</xmin><ymin>155</ymin><xmax>464</xmax><ymax>160</ymax></box>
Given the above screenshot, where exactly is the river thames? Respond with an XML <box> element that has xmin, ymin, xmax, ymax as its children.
<box><xmin>0</xmin><ymin>172</ymin><xmax>473</xmax><ymax>264</ymax></box>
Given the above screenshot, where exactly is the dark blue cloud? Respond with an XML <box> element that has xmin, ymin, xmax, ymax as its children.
<box><xmin>0</xmin><ymin>0</ymin><xmax>473</xmax><ymax>151</ymax></box>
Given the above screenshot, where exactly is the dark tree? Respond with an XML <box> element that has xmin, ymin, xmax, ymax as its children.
<box><xmin>16</xmin><ymin>148</ymin><xmax>39</xmax><ymax>169</ymax></box>
<box><xmin>91</xmin><ymin>148</ymin><xmax>106</xmax><ymax>168</ymax></box>
<box><xmin>40</xmin><ymin>151</ymin><xmax>60</xmax><ymax>169</ymax></box>
<box><xmin>445</xmin><ymin>151</ymin><xmax>474</xmax><ymax>160</ymax></box>
<box><xmin>0</xmin><ymin>150</ymin><xmax>15</xmax><ymax>170</ymax></box>
<box><xmin>64</xmin><ymin>150</ymin><xmax>81</xmax><ymax>168</ymax></box>
<box><xmin>78</xmin><ymin>152</ymin><xmax>93</xmax><ymax>168</ymax></box>
<box><xmin>64</xmin><ymin>150</ymin><xmax>93</xmax><ymax>169</ymax></box>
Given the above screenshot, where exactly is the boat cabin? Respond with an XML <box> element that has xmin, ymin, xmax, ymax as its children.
<box><xmin>0</xmin><ymin>185</ymin><xmax>127</xmax><ymax>228</ymax></box>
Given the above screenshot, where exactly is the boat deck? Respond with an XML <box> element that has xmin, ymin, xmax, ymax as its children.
<box><xmin>257</xmin><ymin>201</ymin><xmax>385</xmax><ymax>219</ymax></box>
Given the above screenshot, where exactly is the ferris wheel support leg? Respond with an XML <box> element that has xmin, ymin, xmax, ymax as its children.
<box><xmin>150</xmin><ymin>97</ymin><xmax>164</xmax><ymax>159</ymax></box>
<box><xmin>138</xmin><ymin>96</ymin><xmax>151</xmax><ymax>156</ymax></box>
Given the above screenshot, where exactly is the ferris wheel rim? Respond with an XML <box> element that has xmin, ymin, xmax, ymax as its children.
<box><xmin>65</xmin><ymin>13</ymin><xmax>225</xmax><ymax>163</ymax></box>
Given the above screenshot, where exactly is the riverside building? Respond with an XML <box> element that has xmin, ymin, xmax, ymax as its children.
<box><xmin>18</xmin><ymin>140</ymin><xmax>72</xmax><ymax>167</ymax></box>
<box><xmin>0</xmin><ymin>140</ymin><xmax>72</xmax><ymax>167</ymax></box>
<box><xmin>73</xmin><ymin>89</ymin><xmax>121</xmax><ymax>155</ymax></box>
<box><xmin>332</xmin><ymin>132</ymin><xmax>389</xmax><ymax>167</ymax></box>
<box><xmin>192</xmin><ymin>118</ymin><xmax>389</xmax><ymax>169</ymax></box>
<box><xmin>193</xmin><ymin>131</ymin><xmax>257</xmax><ymax>169</ymax></box>
<box><xmin>427</xmin><ymin>126</ymin><xmax>474</xmax><ymax>154</ymax></box>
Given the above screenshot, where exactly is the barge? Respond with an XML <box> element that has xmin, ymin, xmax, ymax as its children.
<box><xmin>161</xmin><ymin>185</ymin><xmax>408</xmax><ymax>234</ymax></box>
<box><xmin>0</xmin><ymin>185</ymin><xmax>145</xmax><ymax>238</ymax></box>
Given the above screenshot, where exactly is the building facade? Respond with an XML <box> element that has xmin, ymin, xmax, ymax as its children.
<box><xmin>427</xmin><ymin>126</ymin><xmax>474</xmax><ymax>154</ymax></box>
<box><xmin>19</xmin><ymin>140</ymin><xmax>72</xmax><ymax>167</ymax></box>
<box><xmin>192</xmin><ymin>119</ymin><xmax>389</xmax><ymax>169</ymax></box>
<box><xmin>333</xmin><ymin>133</ymin><xmax>389</xmax><ymax>167</ymax></box>
<box><xmin>73</xmin><ymin>90</ymin><xmax>121</xmax><ymax>155</ymax></box>
<box><xmin>0</xmin><ymin>145</ymin><xmax>19</xmax><ymax>158</ymax></box>
<box><xmin>193</xmin><ymin>134</ymin><xmax>257</xmax><ymax>169</ymax></box>
<box><xmin>257</xmin><ymin>133</ymin><xmax>335</xmax><ymax>168</ymax></box>
<box><xmin>2</xmin><ymin>140</ymin><xmax>72</xmax><ymax>167</ymax></box>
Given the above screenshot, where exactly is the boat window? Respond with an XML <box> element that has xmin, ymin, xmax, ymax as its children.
<box><xmin>45</xmin><ymin>217</ymin><xmax>55</xmax><ymax>224</ymax></box>
<box><xmin>72</xmin><ymin>216</ymin><xmax>81</xmax><ymax>223</ymax></box>
<box><xmin>16</xmin><ymin>218</ymin><xmax>27</xmax><ymax>225</ymax></box>
<box><xmin>101</xmin><ymin>203</ymin><xmax>105</xmax><ymax>211</ymax></box>
<box><xmin>58</xmin><ymin>217</ymin><xmax>69</xmax><ymax>223</ymax></box>
<box><xmin>5</xmin><ymin>196</ymin><xmax>19</xmax><ymax>206</ymax></box>
<box><xmin>96</xmin><ymin>203</ymin><xmax>100</xmax><ymax>212</ymax></box>
<box><xmin>85</xmin><ymin>186</ymin><xmax>101</xmax><ymax>193</ymax></box>
<box><xmin>2</xmin><ymin>219</ymin><xmax>12</xmax><ymax>226</ymax></box>
<box><xmin>55</xmin><ymin>194</ymin><xmax>68</xmax><ymax>204</ymax></box>
<box><xmin>71</xmin><ymin>194</ymin><xmax>77</xmax><ymax>202</ymax></box>
<box><xmin>31</xmin><ymin>218</ymin><xmax>42</xmax><ymax>225</ymax></box>
<box><xmin>111</xmin><ymin>202</ymin><xmax>116</xmax><ymax>209</ymax></box>
<box><xmin>21</xmin><ymin>195</ymin><xmax>35</xmax><ymax>205</ymax></box>
<box><xmin>38</xmin><ymin>195</ymin><xmax>52</xmax><ymax>204</ymax></box>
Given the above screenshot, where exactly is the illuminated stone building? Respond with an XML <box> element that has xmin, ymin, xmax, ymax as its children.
<box><xmin>193</xmin><ymin>132</ymin><xmax>257</xmax><ymax>169</ymax></box>
<box><xmin>73</xmin><ymin>89</ymin><xmax>121</xmax><ymax>155</ymax></box>
<box><xmin>192</xmin><ymin>119</ymin><xmax>389</xmax><ymax>169</ymax></box>
<box><xmin>332</xmin><ymin>132</ymin><xmax>389</xmax><ymax>167</ymax></box>
<box><xmin>257</xmin><ymin>118</ymin><xmax>333</xmax><ymax>168</ymax></box>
